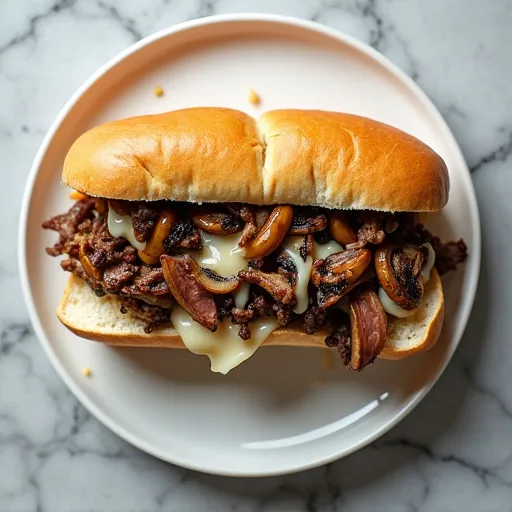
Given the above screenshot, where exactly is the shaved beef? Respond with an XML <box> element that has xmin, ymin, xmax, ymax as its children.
<box><xmin>238</xmin><ymin>323</ymin><xmax>251</xmax><ymax>340</ymax></box>
<box><xmin>110</xmin><ymin>200</ymin><xmax>160</xmax><ymax>242</ymax></box>
<box><xmin>119</xmin><ymin>297</ymin><xmax>170</xmax><ymax>333</ymax></box>
<box><xmin>239</xmin><ymin>268</ymin><xmax>297</xmax><ymax>306</ymax></box>
<box><xmin>131</xmin><ymin>203</ymin><xmax>159</xmax><ymax>242</ymax></box>
<box><xmin>231</xmin><ymin>308</ymin><xmax>255</xmax><ymax>324</ymax></box>
<box><xmin>325</xmin><ymin>319</ymin><xmax>352</xmax><ymax>366</ymax></box>
<box><xmin>227</xmin><ymin>204</ymin><xmax>258</xmax><ymax>247</ymax></box>
<box><xmin>60</xmin><ymin>257</ymin><xmax>105</xmax><ymax>296</ymax></box>
<box><xmin>276</xmin><ymin>253</ymin><xmax>297</xmax><ymax>286</ymax></box>
<box><xmin>121</xmin><ymin>267</ymin><xmax>173</xmax><ymax>308</ymax></box>
<box><xmin>45</xmin><ymin>198</ymin><xmax>468</xmax><ymax>343</ymax></box>
<box><xmin>433</xmin><ymin>239</ymin><xmax>468</xmax><ymax>274</ymax></box>
<box><xmin>42</xmin><ymin>198</ymin><xmax>96</xmax><ymax>256</ymax></box>
<box><xmin>403</xmin><ymin>223</ymin><xmax>468</xmax><ymax>275</ymax></box>
<box><xmin>353</xmin><ymin>212</ymin><xmax>385</xmax><ymax>247</ymax></box>
<box><xmin>247</xmin><ymin>294</ymin><xmax>293</xmax><ymax>327</ymax></box>
<box><xmin>85</xmin><ymin>220</ymin><xmax>138</xmax><ymax>267</ymax></box>
<box><xmin>303</xmin><ymin>305</ymin><xmax>328</xmax><ymax>335</ymax></box>
<box><xmin>215</xmin><ymin>295</ymin><xmax>235</xmax><ymax>319</ymax></box>
<box><xmin>300</xmin><ymin>234</ymin><xmax>314</xmax><ymax>261</ymax></box>
<box><xmin>163</xmin><ymin>219</ymin><xmax>201</xmax><ymax>252</ymax></box>
<box><xmin>103</xmin><ymin>262</ymin><xmax>139</xmax><ymax>293</ymax></box>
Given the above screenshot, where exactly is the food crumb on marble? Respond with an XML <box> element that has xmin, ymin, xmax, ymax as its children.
<box><xmin>248</xmin><ymin>88</ymin><xmax>261</xmax><ymax>105</ymax></box>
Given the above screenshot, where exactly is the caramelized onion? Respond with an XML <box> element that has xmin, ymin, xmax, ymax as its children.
<box><xmin>161</xmin><ymin>255</ymin><xmax>217</xmax><ymax>331</ymax></box>
<box><xmin>79</xmin><ymin>242</ymin><xmax>102</xmax><ymax>280</ymax></box>
<box><xmin>311</xmin><ymin>248</ymin><xmax>371</xmax><ymax>286</ymax></box>
<box><xmin>138</xmin><ymin>211</ymin><xmax>177</xmax><ymax>265</ymax></box>
<box><xmin>192</xmin><ymin>211</ymin><xmax>242</xmax><ymax>235</ymax></box>
<box><xmin>349</xmin><ymin>287</ymin><xmax>387</xmax><ymax>371</ymax></box>
<box><xmin>185</xmin><ymin>257</ymin><xmax>240</xmax><ymax>294</ymax></box>
<box><xmin>242</xmin><ymin>206</ymin><xmax>293</xmax><ymax>259</ymax></box>
<box><xmin>375</xmin><ymin>244</ymin><xmax>424</xmax><ymax>310</ymax></box>
<box><xmin>329</xmin><ymin>212</ymin><xmax>357</xmax><ymax>246</ymax></box>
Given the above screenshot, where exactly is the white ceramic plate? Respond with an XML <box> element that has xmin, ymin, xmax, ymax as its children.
<box><xmin>19</xmin><ymin>14</ymin><xmax>480</xmax><ymax>477</ymax></box>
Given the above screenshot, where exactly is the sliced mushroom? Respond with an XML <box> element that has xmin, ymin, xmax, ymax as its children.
<box><xmin>138</xmin><ymin>211</ymin><xmax>177</xmax><ymax>265</ymax></box>
<box><xmin>311</xmin><ymin>248</ymin><xmax>371</xmax><ymax>286</ymax></box>
<box><xmin>192</xmin><ymin>211</ymin><xmax>242</xmax><ymax>235</ymax></box>
<box><xmin>161</xmin><ymin>254</ymin><xmax>217</xmax><ymax>331</ymax></box>
<box><xmin>185</xmin><ymin>257</ymin><xmax>240</xmax><ymax>294</ymax></box>
<box><xmin>348</xmin><ymin>287</ymin><xmax>387</xmax><ymax>371</ymax></box>
<box><xmin>316</xmin><ymin>269</ymin><xmax>375</xmax><ymax>310</ymax></box>
<box><xmin>242</xmin><ymin>206</ymin><xmax>293</xmax><ymax>258</ymax></box>
<box><xmin>329</xmin><ymin>212</ymin><xmax>357</xmax><ymax>246</ymax></box>
<box><xmin>121</xmin><ymin>268</ymin><xmax>174</xmax><ymax>309</ymax></box>
<box><xmin>289</xmin><ymin>211</ymin><xmax>327</xmax><ymax>235</ymax></box>
<box><xmin>375</xmin><ymin>244</ymin><xmax>424</xmax><ymax>310</ymax></box>
<box><xmin>239</xmin><ymin>268</ymin><xmax>297</xmax><ymax>306</ymax></box>
<box><xmin>79</xmin><ymin>242</ymin><xmax>102</xmax><ymax>280</ymax></box>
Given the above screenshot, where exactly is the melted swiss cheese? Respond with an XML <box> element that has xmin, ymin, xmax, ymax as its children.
<box><xmin>282</xmin><ymin>236</ymin><xmax>313</xmax><ymax>314</ymax></box>
<box><xmin>314</xmin><ymin>240</ymin><xmax>344</xmax><ymax>260</ymax></box>
<box><xmin>107</xmin><ymin>208</ymin><xmax>146</xmax><ymax>251</ymax></box>
<box><xmin>171</xmin><ymin>306</ymin><xmax>279</xmax><ymax>374</ymax></box>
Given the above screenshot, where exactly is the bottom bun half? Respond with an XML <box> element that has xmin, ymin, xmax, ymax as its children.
<box><xmin>57</xmin><ymin>270</ymin><xmax>444</xmax><ymax>359</ymax></box>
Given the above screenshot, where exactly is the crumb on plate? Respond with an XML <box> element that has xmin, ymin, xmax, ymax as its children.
<box><xmin>248</xmin><ymin>88</ymin><xmax>261</xmax><ymax>106</ymax></box>
<box><xmin>82</xmin><ymin>367</ymin><xmax>92</xmax><ymax>377</ymax></box>
<box><xmin>153</xmin><ymin>86</ymin><xmax>164</xmax><ymax>97</ymax></box>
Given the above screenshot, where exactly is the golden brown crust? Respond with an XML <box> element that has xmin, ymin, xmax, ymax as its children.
<box><xmin>63</xmin><ymin>108</ymin><xmax>449</xmax><ymax>212</ymax></box>
<box><xmin>63</xmin><ymin>108</ymin><xmax>264</xmax><ymax>203</ymax></box>
<box><xmin>260</xmin><ymin>110</ymin><xmax>448</xmax><ymax>211</ymax></box>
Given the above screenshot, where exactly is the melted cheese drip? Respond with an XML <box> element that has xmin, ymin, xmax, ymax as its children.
<box><xmin>171</xmin><ymin>307</ymin><xmax>279</xmax><ymax>374</ymax></box>
<box><xmin>314</xmin><ymin>241</ymin><xmax>344</xmax><ymax>260</ymax></box>
<box><xmin>421</xmin><ymin>243</ymin><xmax>436</xmax><ymax>282</ymax></box>
<box><xmin>378</xmin><ymin>246</ymin><xmax>436</xmax><ymax>318</ymax></box>
<box><xmin>282</xmin><ymin>236</ymin><xmax>313</xmax><ymax>314</ymax></box>
<box><xmin>191</xmin><ymin>231</ymin><xmax>246</xmax><ymax>277</ymax></box>
<box><xmin>107</xmin><ymin>208</ymin><xmax>146</xmax><ymax>251</ymax></box>
<box><xmin>233</xmin><ymin>282</ymin><xmax>250</xmax><ymax>309</ymax></box>
<box><xmin>378</xmin><ymin>288</ymin><xmax>414</xmax><ymax>318</ymax></box>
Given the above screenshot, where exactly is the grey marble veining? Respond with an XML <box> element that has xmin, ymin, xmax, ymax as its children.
<box><xmin>2</xmin><ymin>0</ymin><xmax>512</xmax><ymax>510</ymax></box>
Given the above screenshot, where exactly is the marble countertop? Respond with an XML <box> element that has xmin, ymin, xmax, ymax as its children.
<box><xmin>2</xmin><ymin>0</ymin><xmax>511</xmax><ymax>510</ymax></box>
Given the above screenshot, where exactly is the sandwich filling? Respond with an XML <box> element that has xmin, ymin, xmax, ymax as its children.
<box><xmin>43</xmin><ymin>197</ymin><xmax>467</xmax><ymax>373</ymax></box>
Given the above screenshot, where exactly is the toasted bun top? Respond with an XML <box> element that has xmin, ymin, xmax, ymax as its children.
<box><xmin>63</xmin><ymin>108</ymin><xmax>449</xmax><ymax>212</ymax></box>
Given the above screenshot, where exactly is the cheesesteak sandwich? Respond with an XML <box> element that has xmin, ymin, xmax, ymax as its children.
<box><xmin>43</xmin><ymin>108</ymin><xmax>467</xmax><ymax>374</ymax></box>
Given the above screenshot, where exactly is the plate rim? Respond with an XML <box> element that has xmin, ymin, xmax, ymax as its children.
<box><xmin>18</xmin><ymin>13</ymin><xmax>481</xmax><ymax>477</ymax></box>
